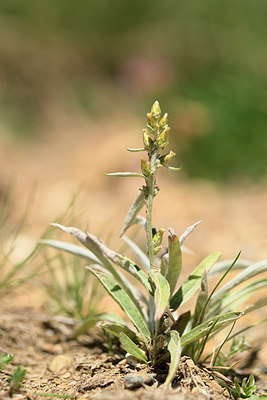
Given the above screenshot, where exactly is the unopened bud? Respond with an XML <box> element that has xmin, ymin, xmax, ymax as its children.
<box><xmin>141</xmin><ymin>158</ymin><xmax>151</xmax><ymax>177</ymax></box>
<box><xmin>156</xmin><ymin>126</ymin><xmax>170</xmax><ymax>148</ymax></box>
<box><xmin>142</xmin><ymin>129</ymin><xmax>154</xmax><ymax>151</ymax></box>
<box><xmin>153</xmin><ymin>228</ymin><xmax>165</xmax><ymax>247</ymax></box>
<box><xmin>159</xmin><ymin>113</ymin><xmax>168</xmax><ymax>129</ymax></box>
<box><xmin>151</xmin><ymin>101</ymin><xmax>161</xmax><ymax>119</ymax></box>
<box><xmin>159</xmin><ymin>150</ymin><xmax>176</xmax><ymax>166</ymax></box>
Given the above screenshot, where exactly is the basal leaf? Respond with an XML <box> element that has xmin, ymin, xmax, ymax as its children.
<box><xmin>116</xmin><ymin>254</ymin><xmax>153</xmax><ymax>294</ymax></box>
<box><xmin>164</xmin><ymin>331</ymin><xmax>181</xmax><ymax>386</ymax></box>
<box><xmin>165</xmin><ymin>228</ymin><xmax>182</xmax><ymax>296</ymax></box>
<box><xmin>86</xmin><ymin>267</ymin><xmax>151</xmax><ymax>341</ymax></box>
<box><xmin>102</xmin><ymin>323</ymin><xmax>141</xmax><ymax>343</ymax></box>
<box><xmin>119</xmin><ymin>332</ymin><xmax>148</xmax><ymax>363</ymax></box>
<box><xmin>50</xmin><ymin>223</ymin><xmax>144</xmax><ymax>316</ymax></box>
<box><xmin>120</xmin><ymin>191</ymin><xmax>145</xmax><ymax>236</ymax></box>
<box><xmin>149</xmin><ymin>270</ymin><xmax>170</xmax><ymax>320</ymax></box>
<box><xmin>122</xmin><ymin>236</ymin><xmax>150</xmax><ymax>271</ymax></box>
<box><xmin>39</xmin><ymin>239</ymin><xmax>101</xmax><ymax>264</ymax></box>
<box><xmin>209</xmin><ymin>259</ymin><xmax>267</xmax><ymax>306</ymax></box>
<box><xmin>192</xmin><ymin>269</ymin><xmax>208</xmax><ymax>328</ymax></box>
<box><xmin>181</xmin><ymin>312</ymin><xmax>243</xmax><ymax>347</ymax></box>
<box><xmin>244</xmin><ymin>298</ymin><xmax>267</xmax><ymax>314</ymax></box>
<box><xmin>170</xmin><ymin>252</ymin><xmax>221</xmax><ymax>311</ymax></box>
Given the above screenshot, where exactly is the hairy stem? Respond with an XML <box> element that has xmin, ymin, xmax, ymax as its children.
<box><xmin>146</xmin><ymin>151</ymin><xmax>158</xmax><ymax>269</ymax></box>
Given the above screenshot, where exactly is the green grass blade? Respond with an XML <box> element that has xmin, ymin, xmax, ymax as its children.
<box><xmin>149</xmin><ymin>270</ymin><xmax>170</xmax><ymax>320</ymax></box>
<box><xmin>165</xmin><ymin>228</ymin><xmax>182</xmax><ymax>296</ymax></box>
<box><xmin>86</xmin><ymin>267</ymin><xmax>151</xmax><ymax>341</ymax></box>
<box><xmin>164</xmin><ymin>330</ymin><xmax>181</xmax><ymax>386</ymax></box>
<box><xmin>209</xmin><ymin>259</ymin><xmax>267</xmax><ymax>306</ymax></box>
<box><xmin>119</xmin><ymin>332</ymin><xmax>147</xmax><ymax>363</ymax></box>
<box><xmin>102</xmin><ymin>323</ymin><xmax>141</xmax><ymax>343</ymax></box>
<box><xmin>120</xmin><ymin>191</ymin><xmax>145</xmax><ymax>236</ymax></box>
<box><xmin>181</xmin><ymin>312</ymin><xmax>243</xmax><ymax>347</ymax></box>
<box><xmin>208</xmin><ymin>259</ymin><xmax>253</xmax><ymax>276</ymax></box>
<box><xmin>170</xmin><ymin>252</ymin><xmax>221</xmax><ymax>311</ymax></box>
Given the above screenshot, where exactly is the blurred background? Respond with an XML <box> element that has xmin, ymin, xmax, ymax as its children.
<box><xmin>0</xmin><ymin>1</ymin><xmax>266</xmax><ymax>278</ymax></box>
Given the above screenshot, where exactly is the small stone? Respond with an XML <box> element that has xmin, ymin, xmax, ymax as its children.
<box><xmin>124</xmin><ymin>372</ymin><xmax>156</xmax><ymax>389</ymax></box>
<box><xmin>49</xmin><ymin>355</ymin><xmax>73</xmax><ymax>373</ymax></box>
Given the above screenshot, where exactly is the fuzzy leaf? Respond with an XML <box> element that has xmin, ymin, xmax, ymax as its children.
<box><xmin>171</xmin><ymin>311</ymin><xmax>191</xmax><ymax>336</ymax></box>
<box><xmin>164</xmin><ymin>331</ymin><xmax>181</xmax><ymax>386</ymax></box>
<box><xmin>106</xmin><ymin>172</ymin><xmax>144</xmax><ymax>178</ymax></box>
<box><xmin>39</xmin><ymin>239</ymin><xmax>101</xmax><ymax>264</ymax></box>
<box><xmin>102</xmin><ymin>323</ymin><xmax>142</xmax><ymax>343</ymax></box>
<box><xmin>86</xmin><ymin>267</ymin><xmax>151</xmax><ymax>341</ymax></box>
<box><xmin>244</xmin><ymin>298</ymin><xmax>267</xmax><ymax>314</ymax></box>
<box><xmin>51</xmin><ymin>223</ymin><xmax>144</xmax><ymax>316</ymax></box>
<box><xmin>149</xmin><ymin>270</ymin><xmax>170</xmax><ymax>320</ymax></box>
<box><xmin>115</xmin><ymin>255</ymin><xmax>153</xmax><ymax>294</ymax></box>
<box><xmin>122</xmin><ymin>235</ymin><xmax>150</xmax><ymax>271</ymax></box>
<box><xmin>209</xmin><ymin>259</ymin><xmax>267</xmax><ymax>306</ymax></box>
<box><xmin>119</xmin><ymin>332</ymin><xmax>148</xmax><ymax>363</ymax></box>
<box><xmin>120</xmin><ymin>191</ymin><xmax>145</xmax><ymax>236</ymax></box>
<box><xmin>170</xmin><ymin>252</ymin><xmax>221</xmax><ymax>311</ymax></box>
<box><xmin>192</xmin><ymin>269</ymin><xmax>208</xmax><ymax>328</ymax></box>
<box><xmin>181</xmin><ymin>312</ymin><xmax>243</xmax><ymax>347</ymax></box>
<box><xmin>126</xmin><ymin>147</ymin><xmax>145</xmax><ymax>152</ymax></box>
<box><xmin>165</xmin><ymin>228</ymin><xmax>182</xmax><ymax>296</ymax></box>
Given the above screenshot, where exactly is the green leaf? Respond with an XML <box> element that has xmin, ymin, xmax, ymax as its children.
<box><xmin>164</xmin><ymin>331</ymin><xmax>181</xmax><ymax>386</ymax></box>
<box><xmin>119</xmin><ymin>332</ymin><xmax>148</xmax><ymax>363</ymax></box>
<box><xmin>181</xmin><ymin>312</ymin><xmax>243</xmax><ymax>347</ymax></box>
<box><xmin>149</xmin><ymin>270</ymin><xmax>170</xmax><ymax>320</ymax></box>
<box><xmin>50</xmin><ymin>223</ymin><xmax>144</xmax><ymax>317</ymax></box>
<box><xmin>122</xmin><ymin>236</ymin><xmax>150</xmax><ymax>271</ymax></box>
<box><xmin>192</xmin><ymin>269</ymin><xmax>208</xmax><ymax>328</ymax></box>
<box><xmin>126</xmin><ymin>147</ymin><xmax>145</xmax><ymax>152</ymax></box>
<box><xmin>115</xmin><ymin>255</ymin><xmax>153</xmax><ymax>294</ymax></box>
<box><xmin>102</xmin><ymin>323</ymin><xmax>141</xmax><ymax>343</ymax></box>
<box><xmin>39</xmin><ymin>239</ymin><xmax>101</xmax><ymax>264</ymax></box>
<box><xmin>86</xmin><ymin>267</ymin><xmax>151</xmax><ymax>341</ymax></box>
<box><xmin>170</xmin><ymin>252</ymin><xmax>221</xmax><ymax>311</ymax></box>
<box><xmin>171</xmin><ymin>311</ymin><xmax>191</xmax><ymax>336</ymax></box>
<box><xmin>209</xmin><ymin>259</ymin><xmax>267</xmax><ymax>306</ymax></box>
<box><xmin>120</xmin><ymin>191</ymin><xmax>145</xmax><ymax>236</ymax></box>
<box><xmin>244</xmin><ymin>298</ymin><xmax>267</xmax><ymax>314</ymax></box>
<box><xmin>106</xmin><ymin>172</ymin><xmax>144</xmax><ymax>178</ymax></box>
<box><xmin>165</xmin><ymin>228</ymin><xmax>182</xmax><ymax>296</ymax></box>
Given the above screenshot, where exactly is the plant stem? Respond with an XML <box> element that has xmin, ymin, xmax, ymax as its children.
<box><xmin>146</xmin><ymin>151</ymin><xmax>158</xmax><ymax>269</ymax></box>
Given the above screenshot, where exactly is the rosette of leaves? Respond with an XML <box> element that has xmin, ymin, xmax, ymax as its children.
<box><xmin>41</xmin><ymin>102</ymin><xmax>267</xmax><ymax>385</ymax></box>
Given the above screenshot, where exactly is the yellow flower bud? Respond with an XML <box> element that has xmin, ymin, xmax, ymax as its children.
<box><xmin>156</xmin><ymin>126</ymin><xmax>170</xmax><ymax>148</ymax></box>
<box><xmin>159</xmin><ymin>113</ymin><xmax>168</xmax><ymax>129</ymax></box>
<box><xmin>151</xmin><ymin>101</ymin><xmax>161</xmax><ymax>120</ymax></box>
<box><xmin>142</xmin><ymin>129</ymin><xmax>154</xmax><ymax>151</ymax></box>
<box><xmin>141</xmin><ymin>158</ymin><xmax>151</xmax><ymax>177</ymax></box>
<box><xmin>159</xmin><ymin>151</ymin><xmax>176</xmax><ymax>165</ymax></box>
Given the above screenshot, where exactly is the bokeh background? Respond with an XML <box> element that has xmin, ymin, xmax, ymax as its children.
<box><xmin>0</xmin><ymin>1</ymin><xmax>266</xmax><ymax>283</ymax></box>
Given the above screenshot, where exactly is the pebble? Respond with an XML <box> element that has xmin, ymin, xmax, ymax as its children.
<box><xmin>49</xmin><ymin>354</ymin><xmax>73</xmax><ymax>373</ymax></box>
<box><xmin>124</xmin><ymin>372</ymin><xmax>156</xmax><ymax>389</ymax></box>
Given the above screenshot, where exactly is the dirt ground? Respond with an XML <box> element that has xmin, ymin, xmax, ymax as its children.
<box><xmin>0</xmin><ymin>115</ymin><xmax>267</xmax><ymax>398</ymax></box>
